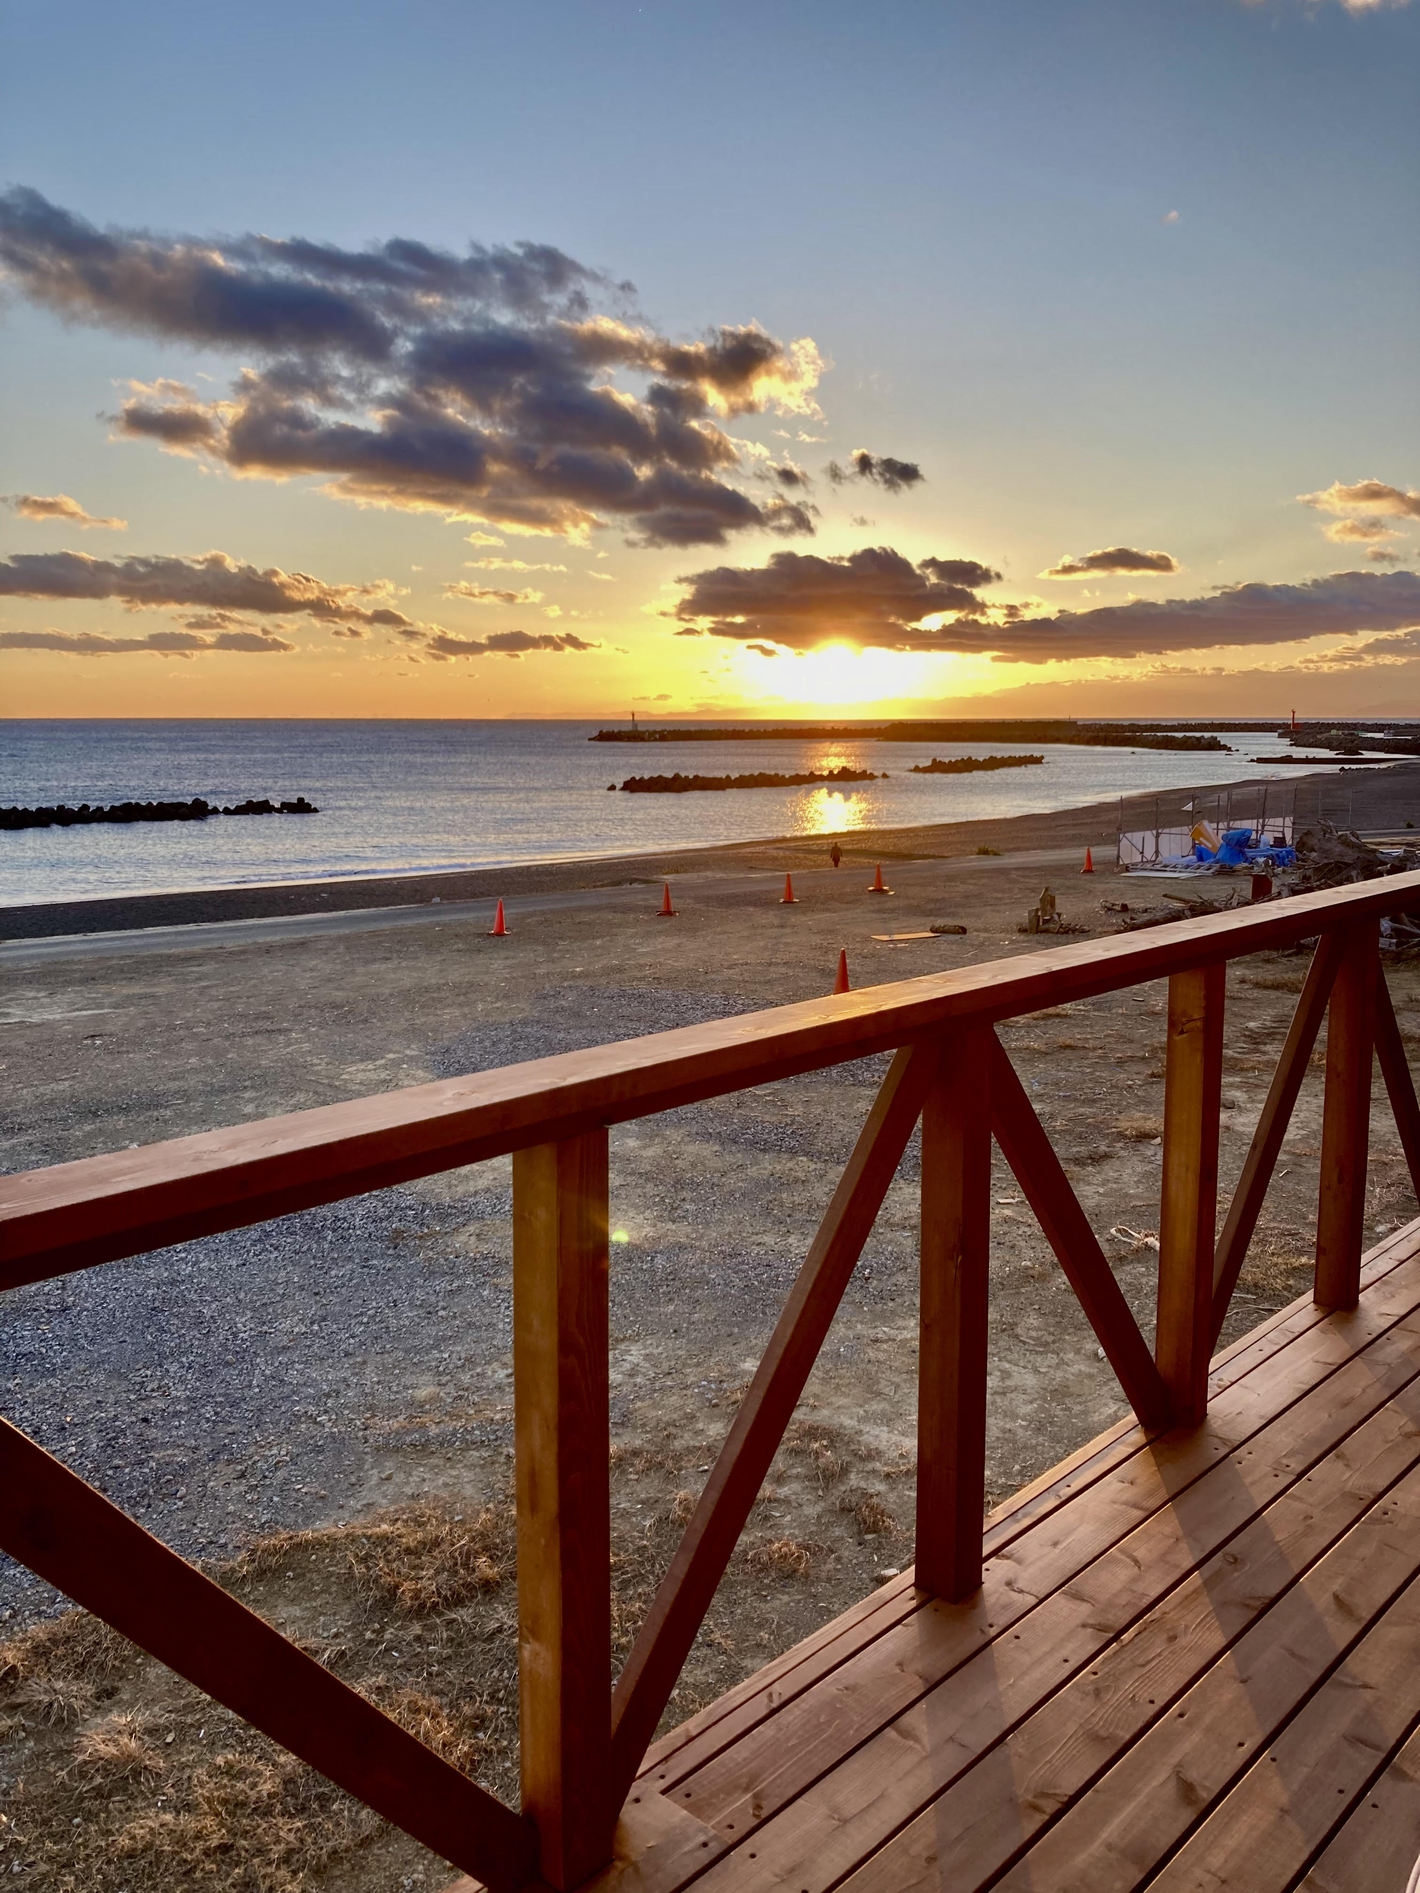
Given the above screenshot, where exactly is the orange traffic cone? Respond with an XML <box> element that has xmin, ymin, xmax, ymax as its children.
<box><xmin>780</xmin><ymin>873</ymin><xmax>799</xmax><ymax>904</ymax></box>
<box><xmin>657</xmin><ymin>881</ymin><xmax>678</xmax><ymax>917</ymax></box>
<box><xmin>1081</xmin><ymin>848</ymin><xmax>1095</xmax><ymax>875</ymax></box>
<box><xmin>868</xmin><ymin>862</ymin><xmax>891</xmax><ymax>894</ymax></box>
<box><xmin>488</xmin><ymin>899</ymin><xmax>508</xmax><ymax>936</ymax></box>
<box><xmin>833</xmin><ymin>949</ymin><xmax>850</xmax><ymax>995</ymax></box>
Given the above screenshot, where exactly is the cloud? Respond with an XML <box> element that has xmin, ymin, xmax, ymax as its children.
<box><xmin>443</xmin><ymin>580</ymin><xmax>543</xmax><ymax>605</ymax></box>
<box><xmin>463</xmin><ymin>556</ymin><xmax>567</xmax><ymax>571</ymax></box>
<box><xmin>825</xmin><ymin>450</ymin><xmax>924</xmax><ymax>493</ymax></box>
<box><xmin>0</xmin><ymin>188</ymin><xmax>826</xmax><ymax>549</ymax></box>
<box><xmin>0</xmin><ymin>547</ymin><xmax>421</xmax><ymax>634</ymax></box>
<box><xmin>674</xmin><ymin>552</ymin><xmax>1420</xmax><ymax>663</ymax></box>
<box><xmin>1162</xmin><ymin>210</ymin><xmax>1181</xmax><ymax>224</ymax></box>
<box><xmin>1040</xmin><ymin>545</ymin><xmax>1181</xmax><ymax>578</ymax></box>
<box><xmin>673</xmin><ymin>545</ymin><xmax>1003</xmax><ymax>651</ymax></box>
<box><xmin>1324</xmin><ymin>516</ymin><xmax>1396</xmax><ymax>543</ymax></box>
<box><xmin>1301</xmin><ymin>479</ymin><xmax>1420</xmax><ymax>520</ymax></box>
<box><xmin>3</xmin><ymin>492</ymin><xmax>126</xmax><ymax>530</ymax></box>
<box><xmin>0</xmin><ymin>625</ymin><xmax>293</xmax><ymax>656</ymax></box>
<box><xmin>424</xmin><ymin>628</ymin><xmax>598</xmax><ymax>658</ymax></box>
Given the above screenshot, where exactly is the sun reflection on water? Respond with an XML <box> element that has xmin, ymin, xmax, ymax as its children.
<box><xmin>792</xmin><ymin>786</ymin><xmax>876</xmax><ymax>835</ymax></box>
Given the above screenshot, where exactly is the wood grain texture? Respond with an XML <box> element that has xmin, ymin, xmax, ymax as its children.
<box><xmin>1300</xmin><ymin>1721</ymin><xmax>1420</xmax><ymax>1892</ymax></box>
<box><xmin>0</xmin><ymin>1418</ymin><xmax>538</xmax><ymax>1891</ymax></box>
<box><xmin>989</xmin><ymin>1038</ymin><xmax>1169</xmax><ymax>1429</ymax></box>
<box><xmin>916</xmin><ymin>1024</ymin><xmax>992</xmax><ymax>1602</ymax></box>
<box><xmin>1149</xmin><ymin>1555</ymin><xmax>1420</xmax><ymax>1892</ymax></box>
<box><xmin>1212</xmin><ymin>933</ymin><xmax>1343</xmax><ymax>1343</ymax></box>
<box><xmin>674</xmin><ymin>1303</ymin><xmax>1420</xmax><ymax>1892</ymax></box>
<box><xmin>439</xmin><ymin>1220</ymin><xmax>1420</xmax><ymax>1893</ymax></box>
<box><xmin>514</xmin><ymin>1133</ymin><xmax>612</xmax><ymax>1889</ymax></box>
<box><xmin>8</xmin><ymin>870</ymin><xmax>1420</xmax><ymax>1287</ymax></box>
<box><xmin>608</xmin><ymin>1046</ymin><xmax>932</xmax><ymax>1798</ymax></box>
<box><xmin>1316</xmin><ymin>920</ymin><xmax>1379</xmax><ymax>1311</ymax></box>
<box><xmin>837</xmin><ymin>1384</ymin><xmax>1420</xmax><ymax>1892</ymax></box>
<box><xmin>1157</xmin><ymin>963</ymin><xmax>1226</xmax><ymax>1425</ymax></box>
<box><xmin>666</xmin><ymin>1241</ymin><xmax>1420</xmax><ymax>1862</ymax></box>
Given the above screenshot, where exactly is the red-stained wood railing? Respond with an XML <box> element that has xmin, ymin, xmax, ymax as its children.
<box><xmin>4</xmin><ymin>869</ymin><xmax>1420</xmax><ymax>1889</ymax></box>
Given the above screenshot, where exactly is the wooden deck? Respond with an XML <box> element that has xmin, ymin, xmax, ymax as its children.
<box><xmin>10</xmin><ymin>871</ymin><xmax>1420</xmax><ymax>1892</ymax></box>
<box><xmin>527</xmin><ymin>1216</ymin><xmax>1420</xmax><ymax>1893</ymax></box>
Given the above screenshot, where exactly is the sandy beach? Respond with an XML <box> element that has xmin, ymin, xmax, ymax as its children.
<box><xmin>4</xmin><ymin>760</ymin><xmax>1419</xmax><ymax>1889</ymax></box>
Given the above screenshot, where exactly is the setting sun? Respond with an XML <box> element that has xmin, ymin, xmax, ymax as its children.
<box><xmin>740</xmin><ymin>641</ymin><xmax>945</xmax><ymax>707</ymax></box>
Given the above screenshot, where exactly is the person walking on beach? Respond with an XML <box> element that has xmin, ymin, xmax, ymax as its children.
<box><xmin>830</xmin><ymin>841</ymin><xmax>842</xmax><ymax>869</ymax></box>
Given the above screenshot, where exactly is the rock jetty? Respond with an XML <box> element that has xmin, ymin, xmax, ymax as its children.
<box><xmin>1</xmin><ymin>796</ymin><xmax>318</xmax><ymax>831</ymax></box>
<box><xmin>909</xmin><ymin>754</ymin><xmax>1044</xmax><ymax>775</ymax></box>
<box><xmin>617</xmin><ymin>767</ymin><xmax>878</xmax><ymax>794</ymax></box>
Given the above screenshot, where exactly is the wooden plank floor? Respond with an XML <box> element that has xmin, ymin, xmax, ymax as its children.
<box><xmin>458</xmin><ymin>1217</ymin><xmax>1420</xmax><ymax>1892</ymax></box>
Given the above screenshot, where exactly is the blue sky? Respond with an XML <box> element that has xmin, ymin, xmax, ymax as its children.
<box><xmin>2</xmin><ymin>0</ymin><xmax>1417</xmax><ymax>717</ymax></box>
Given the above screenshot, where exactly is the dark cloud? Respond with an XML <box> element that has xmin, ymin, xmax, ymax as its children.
<box><xmin>825</xmin><ymin>450</ymin><xmax>924</xmax><ymax>493</ymax></box>
<box><xmin>1041</xmin><ymin>546</ymin><xmax>1181</xmax><ymax>578</ymax></box>
<box><xmin>674</xmin><ymin>552</ymin><xmax>1420</xmax><ymax>663</ymax></box>
<box><xmin>0</xmin><ymin>626</ymin><xmax>292</xmax><ymax>656</ymax></box>
<box><xmin>425</xmin><ymin>629</ymin><xmax>598</xmax><ymax>658</ymax></box>
<box><xmin>673</xmin><ymin>546</ymin><xmax>1002</xmax><ymax>651</ymax></box>
<box><xmin>1</xmin><ymin>188</ymin><xmax>824</xmax><ymax>549</ymax></box>
<box><xmin>0</xmin><ymin>548</ymin><xmax>418</xmax><ymax>630</ymax></box>
<box><xmin>3</xmin><ymin>492</ymin><xmax>126</xmax><ymax>529</ymax></box>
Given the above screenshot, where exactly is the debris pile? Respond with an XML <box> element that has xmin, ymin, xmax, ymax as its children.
<box><xmin>1291</xmin><ymin>825</ymin><xmax>1420</xmax><ymax>892</ymax></box>
<box><xmin>1101</xmin><ymin>890</ymin><xmax>1242</xmax><ymax>933</ymax></box>
<box><xmin>1019</xmin><ymin>886</ymin><xmax>1088</xmax><ymax>936</ymax></box>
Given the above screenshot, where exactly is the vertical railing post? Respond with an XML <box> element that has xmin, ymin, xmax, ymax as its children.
<box><xmin>1156</xmin><ymin>963</ymin><xmax>1225</xmax><ymax>1427</ymax></box>
<box><xmin>513</xmin><ymin>1130</ymin><xmax>612</xmax><ymax>1890</ymax></box>
<box><xmin>1316</xmin><ymin>919</ymin><xmax>1379</xmax><ymax>1311</ymax></box>
<box><xmin>916</xmin><ymin>1025</ymin><xmax>992</xmax><ymax>1602</ymax></box>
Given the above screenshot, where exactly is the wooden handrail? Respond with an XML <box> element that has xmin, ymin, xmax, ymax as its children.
<box><xmin>5</xmin><ymin>869</ymin><xmax>1420</xmax><ymax>1286</ymax></box>
<box><xmin>5</xmin><ymin>866</ymin><xmax>1420</xmax><ymax>1888</ymax></box>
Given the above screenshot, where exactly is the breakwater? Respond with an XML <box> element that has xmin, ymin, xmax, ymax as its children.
<box><xmin>2</xmin><ymin>796</ymin><xmax>318</xmax><ymax>832</ymax></box>
<box><xmin>617</xmin><ymin>767</ymin><xmax>879</xmax><ymax>794</ymax></box>
<box><xmin>909</xmin><ymin>754</ymin><xmax>1044</xmax><ymax>775</ymax></box>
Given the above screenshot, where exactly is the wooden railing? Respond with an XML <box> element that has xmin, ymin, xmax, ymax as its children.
<box><xmin>4</xmin><ymin>871</ymin><xmax>1420</xmax><ymax>1889</ymax></box>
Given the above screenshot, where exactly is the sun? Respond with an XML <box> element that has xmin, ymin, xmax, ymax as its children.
<box><xmin>741</xmin><ymin>640</ymin><xmax>942</xmax><ymax>708</ymax></box>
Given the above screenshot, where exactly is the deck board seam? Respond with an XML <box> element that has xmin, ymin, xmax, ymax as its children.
<box><xmin>832</xmin><ymin>1398</ymin><xmax>1420</xmax><ymax>1893</ymax></box>
<box><xmin>665</xmin><ymin>1310</ymin><xmax>1420</xmax><ymax>1882</ymax></box>
<box><xmin>639</xmin><ymin>1230</ymin><xmax>1420</xmax><ymax>1785</ymax></box>
<box><xmin>659</xmin><ymin>1275</ymin><xmax>1420</xmax><ymax>1806</ymax></box>
<box><xmin>1283</xmin><ymin>1697</ymin><xmax>1420</xmax><ymax>1893</ymax></box>
<box><xmin>1129</xmin><ymin>1563</ymin><xmax>1420</xmax><ymax>1892</ymax></box>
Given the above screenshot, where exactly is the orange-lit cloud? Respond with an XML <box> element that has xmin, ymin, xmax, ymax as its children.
<box><xmin>0</xmin><ymin>625</ymin><xmax>292</xmax><ymax>657</ymax></box>
<box><xmin>3</xmin><ymin>492</ymin><xmax>126</xmax><ymax>530</ymax></box>
<box><xmin>675</xmin><ymin>549</ymin><xmax>1420</xmax><ymax>662</ymax></box>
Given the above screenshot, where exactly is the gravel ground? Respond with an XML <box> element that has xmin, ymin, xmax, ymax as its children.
<box><xmin>3</xmin><ymin>784</ymin><xmax>1419</xmax><ymax>1656</ymax></box>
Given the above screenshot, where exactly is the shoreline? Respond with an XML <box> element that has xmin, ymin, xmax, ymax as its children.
<box><xmin>4</xmin><ymin>759</ymin><xmax>1416</xmax><ymax>943</ymax></box>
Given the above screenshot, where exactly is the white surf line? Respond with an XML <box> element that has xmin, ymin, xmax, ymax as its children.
<box><xmin>0</xmin><ymin>846</ymin><xmax>1084</xmax><ymax>966</ymax></box>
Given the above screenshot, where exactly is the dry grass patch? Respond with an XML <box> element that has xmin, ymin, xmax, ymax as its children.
<box><xmin>746</xmin><ymin>1537</ymin><xmax>820</xmax><ymax>1579</ymax></box>
<box><xmin>1239</xmin><ymin>970</ymin><xmax>1307</xmax><ymax>995</ymax></box>
<box><xmin>1113</xmin><ymin>1114</ymin><xmax>1164</xmax><ymax>1142</ymax></box>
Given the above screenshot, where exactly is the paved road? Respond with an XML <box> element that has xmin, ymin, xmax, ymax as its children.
<box><xmin>0</xmin><ymin>846</ymin><xmax>1085</xmax><ymax>968</ymax></box>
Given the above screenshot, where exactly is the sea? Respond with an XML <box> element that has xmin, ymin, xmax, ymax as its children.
<box><xmin>0</xmin><ymin>719</ymin><xmax>1387</xmax><ymax>909</ymax></box>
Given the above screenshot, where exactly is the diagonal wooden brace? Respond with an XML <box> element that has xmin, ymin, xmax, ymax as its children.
<box><xmin>607</xmin><ymin>1043</ymin><xmax>933</xmax><ymax>1802</ymax></box>
<box><xmin>990</xmin><ymin>1038</ymin><xmax>1171</xmax><ymax>1431</ymax></box>
<box><xmin>1211</xmin><ymin>933</ymin><xmax>1344</xmax><ymax>1346</ymax></box>
<box><xmin>1374</xmin><ymin>963</ymin><xmax>1420</xmax><ymax>1200</ymax></box>
<box><xmin>0</xmin><ymin>1417</ymin><xmax>538</xmax><ymax>1891</ymax></box>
